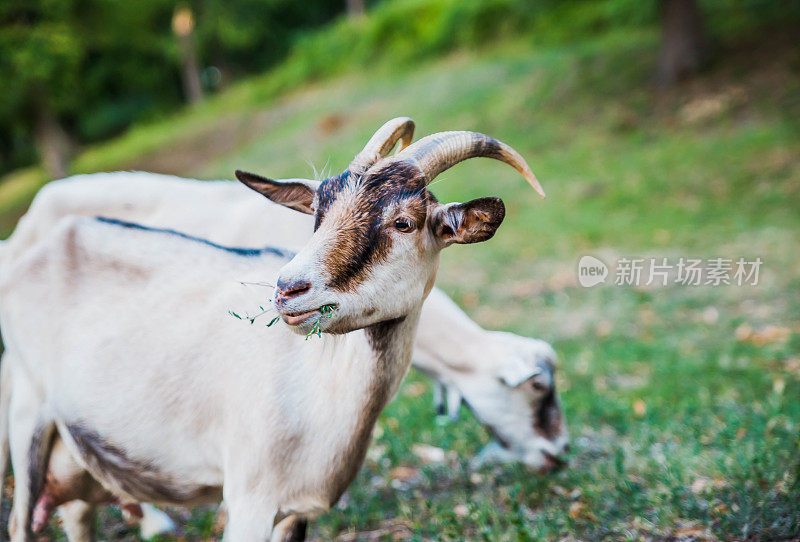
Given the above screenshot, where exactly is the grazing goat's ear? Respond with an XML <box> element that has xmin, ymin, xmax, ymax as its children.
<box><xmin>235</xmin><ymin>170</ymin><xmax>318</xmax><ymax>214</ymax></box>
<box><xmin>499</xmin><ymin>363</ymin><xmax>543</xmax><ymax>387</ymax></box>
<box><xmin>431</xmin><ymin>197</ymin><xmax>506</xmax><ymax>246</ymax></box>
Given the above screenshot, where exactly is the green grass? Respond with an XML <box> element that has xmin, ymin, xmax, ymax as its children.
<box><xmin>4</xmin><ymin>21</ymin><xmax>800</xmax><ymax>542</ymax></box>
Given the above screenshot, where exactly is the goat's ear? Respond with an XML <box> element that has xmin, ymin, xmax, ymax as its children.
<box><xmin>235</xmin><ymin>170</ymin><xmax>318</xmax><ymax>214</ymax></box>
<box><xmin>431</xmin><ymin>197</ymin><xmax>505</xmax><ymax>246</ymax></box>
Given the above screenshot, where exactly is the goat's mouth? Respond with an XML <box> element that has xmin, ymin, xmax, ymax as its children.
<box><xmin>281</xmin><ymin>304</ymin><xmax>337</xmax><ymax>327</ymax></box>
<box><xmin>540</xmin><ymin>449</ymin><xmax>567</xmax><ymax>472</ymax></box>
<box><xmin>282</xmin><ymin>308</ymin><xmax>320</xmax><ymax>326</ymax></box>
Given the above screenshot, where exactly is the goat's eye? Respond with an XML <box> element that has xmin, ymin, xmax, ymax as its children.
<box><xmin>394</xmin><ymin>218</ymin><xmax>414</xmax><ymax>233</ymax></box>
<box><xmin>531</xmin><ymin>380</ymin><xmax>549</xmax><ymax>392</ymax></box>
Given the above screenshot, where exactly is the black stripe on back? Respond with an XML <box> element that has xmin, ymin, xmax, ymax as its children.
<box><xmin>94</xmin><ymin>217</ymin><xmax>295</xmax><ymax>259</ymax></box>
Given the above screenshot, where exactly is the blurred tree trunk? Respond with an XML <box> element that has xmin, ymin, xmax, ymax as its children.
<box><xmin>179</xmin><ymin>35</ymin><xmax>204</xmax><ymax>104</ymax></box>
<box><xmin>173</xmin><ymin>6</ymin><xmax>204</xmax><ymax>104</ymax></box>
<box><xmin>34</xmin><ymin>97</ymin><xmax>72</xmax><ymax>179</ymax></box>
<box><xmin>347</xmin><ymin>0</ymin><xmax>365</xmax><ymax>18</ymax></box>
<box><xmin>655</xmin><ymin>0</ymin><xmax>709</xmax><ymax>86</ymax></box>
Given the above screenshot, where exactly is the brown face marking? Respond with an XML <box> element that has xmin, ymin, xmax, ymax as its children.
<box><xmin>313</xmin><ymin>163</ymin><xmax>432</xmax><ymax>292</ymax></box>
<box><xmin>529</xmin><ymin>359</ymin><xmax>564</xmax><ymax>441</ymax></box>
<box><xmin>532</xmin><ymin>388</ymin><xmax>564</xmax><ymax>441</ymax></box>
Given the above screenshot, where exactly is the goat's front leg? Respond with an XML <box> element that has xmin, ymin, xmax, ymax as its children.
<box><xmin>222</xmin><ymin>492</ymin><xmax>278</xmax><ymax>542</ymax></box>
<box><xmin>58</xmin><ymin>501</ymin><xmax>95</xmax><ymax>542</ymax></box>
<box><xmin>136</xmin><ymin>504</ymin><xmax>176</xmax><ymax>538</ymax></box>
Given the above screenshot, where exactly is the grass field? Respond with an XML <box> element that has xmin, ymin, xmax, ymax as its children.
<box><xmin>1</xmin><ymin>22</ymin><xmax>799</xmax><ymax>542</ymax></box>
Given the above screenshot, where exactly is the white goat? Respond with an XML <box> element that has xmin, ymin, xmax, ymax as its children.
<box><xmin>2</xmin><ymin>170</ymin><xmax>568</xmax><ymax>469</ymax></box>
<box><xmin>0</xmin><ymin>119</ymin><xmax>556</xmax><ymax>541</ymax></box>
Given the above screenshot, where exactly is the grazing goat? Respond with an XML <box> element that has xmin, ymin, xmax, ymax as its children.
<box><xmin>0</xmin><ymin>119</ymin><xmax>554</xmax><ymax>540</ymax></box>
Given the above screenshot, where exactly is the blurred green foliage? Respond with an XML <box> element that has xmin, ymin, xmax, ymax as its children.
<box><xmin>237</xmin><ymin>0</ymin><xmax>798</xmax><ymax>94</ymax></box>
<box><xmin>0</xmin><ymin>0</ymin><xmax>342</xmax><ymax>175</ymax></box>
<box><xmin>2</xmin><ymin>0</ymin><xmax>798</xmax><ymax>178</ymax></box>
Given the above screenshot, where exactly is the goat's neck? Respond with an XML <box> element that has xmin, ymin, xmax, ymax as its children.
<box><xmin>301</xmin><ymin>308</ymin><xmax>421</xmax><ymax>504</ymax></box>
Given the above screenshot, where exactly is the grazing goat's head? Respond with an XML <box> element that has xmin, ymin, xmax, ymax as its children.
<box><xmin>236</xmin><ymin>117</ymin><xmax>544</xmax><ymax>336</ymax></box>
<box><xmin>471</xmin><ymin>334</ymin><xmax>569</xmax><ymax>473</ymax></box>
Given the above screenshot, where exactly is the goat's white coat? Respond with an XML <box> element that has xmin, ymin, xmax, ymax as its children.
<box><xmin>1</xmin><ymin>212</ymin><xmax>424</xmax><ymax>539</ymax></box>
<box><xmin>1</xmin><ymin>172</ymin><xmax>567</xmax><ymax>466</ymax></box>
<box><xmin>0</xmin><ymin>172</ymin><xmax>568</xmax><ymax>539</ymax></box>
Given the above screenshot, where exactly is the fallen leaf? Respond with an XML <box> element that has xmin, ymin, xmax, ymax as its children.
<box><xmin>412</xmin><ymin>443</ymin><xmax>446</xmax><ymax>464</ymax></box>
<box><xmin>367</xmin><ymin>444</ymin><xmax>387</xmax><ymax>463</ymax></box>
<box><xmin>639</xmin><ymin>308</ymin><xmax>658</xmax><ymax>326</ymax></box>
<box><xmin>509</xmin><ymin>279</ymin><xmax>542</xmax><ymax>297</ymax></box>
<box><xmin>676</xmin><ymin>526</ymin><xmax>708</xmax><ymax>536</ymax></box>
<box><xmin>679</xmin><ymin>88</ymin><xmax>744</xmax><ymax>124</ymax></box>
<box><xmin>568</xmin><ymin>501</ymin><xmax>584</xmax><ymax>519</ymax></box>
<box><xmin>595</xmin><ymin>320</ymin><xmax>613</xmax><ymax>338</ymax></box>
<box><xmin>335</xmin><ymin>520</ymin><xmax>414</xmax><ymax>541</ymax></box>
<box><xmin>674</xmin><ymin>517</ymin><xmax>718</xmax><ymax>540</ymax></box>
<box><xmin>735</xmin><ymin>323</ymin><xmax>753</xmax><ymax>341</ymax></box>
<box><xmin>461</xmin><ymin>291</ymin><xmax>479</xmax><ymax>308</ymax></box>
<box><xmin>389</xmin><ymin>466</ymin><xmax>419</xmax><ymax>482</ymax></box>
<box><xmin>403</xmin><ymin>381</ymin><xmax>427</xmax><ymax>397</ymax></box>
<box><xmin>784</xmin><ymin>357</ymin><xmax>800</xmax><ymax>378</ymax></box>
<box><xmin>702</xmin><ymin>307</ymin><xmax>719</xmax><ymax>324</ymax></box>
<box><xmin>552</xmin><ymin>485</ymin><xmax>569</xmax><ymax>497</ymax></box>
<box><xmin>691</xmin><ymin>477</ymin><xmax>709</xmax><ymax>494</ymax></box>
<box><xmin>547</xmin><ymin>266</ymin><xmax>576</xmax><ymax>290</ymax></box>
<box><xmin>736</xmin><ymin>324</ymin><xmax>791</xmax><ymax>345</ymax></box>
<box><xmin>316</xmin><ymin>112</ymin><xmax>344</xmax><ymax>134</ymax></box>
<box><xmin>453</xmin><ymin>504</ymin><xmax>469</xmax><ymax>517</ymax></box>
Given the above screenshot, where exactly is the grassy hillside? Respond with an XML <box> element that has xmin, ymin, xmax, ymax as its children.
<box><xmin>2</xmin><ymin>11</ymin><xmax>799</xmax><ymax>542</ymax></box>
<box><xmin>197</xmin><ymin>31</ymin><xmax>800</xmax><ymax>539</ymax></box>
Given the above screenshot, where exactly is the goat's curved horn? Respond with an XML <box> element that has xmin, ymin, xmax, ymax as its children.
<box><xmin>350</xmin><ymin>117</ymin><xmax>415</xmax><ymax>174</ymax></box>
<box><xmin>394</xmin><ymin>131</ymin><xmax>545</xmax><ymax>198</ymax></box>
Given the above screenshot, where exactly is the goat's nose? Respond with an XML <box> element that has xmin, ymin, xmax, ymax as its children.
<box><xmin>276</xmin><ymin>278</ymin><xmax>312</xmax><ymax>300</ymax></box>
<box><xmin>540</xmin><ymin>450</ymin><xmax>568</xmax><ymax>473</ymax></box>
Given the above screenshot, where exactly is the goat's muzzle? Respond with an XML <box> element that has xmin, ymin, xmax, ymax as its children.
<box><xmin>276</xmin><ymin>278</ymin><xmax>312</xmax><ymax>302</ymax></box>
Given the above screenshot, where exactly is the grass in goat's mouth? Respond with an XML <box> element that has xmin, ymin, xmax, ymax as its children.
<box><xmin>228</xmin><ymin>303</ymin><xmax>335</xmax><ymax>339</ymax></box>
<box><xmin>228</xmin><ymin>306</ymin><xmax>277</xmax><ymax>326</ymax></box>
<box><xmin>305</xmin><ymin>304</ymin><xmax>336</xmax><ymax>340</ymax></box>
